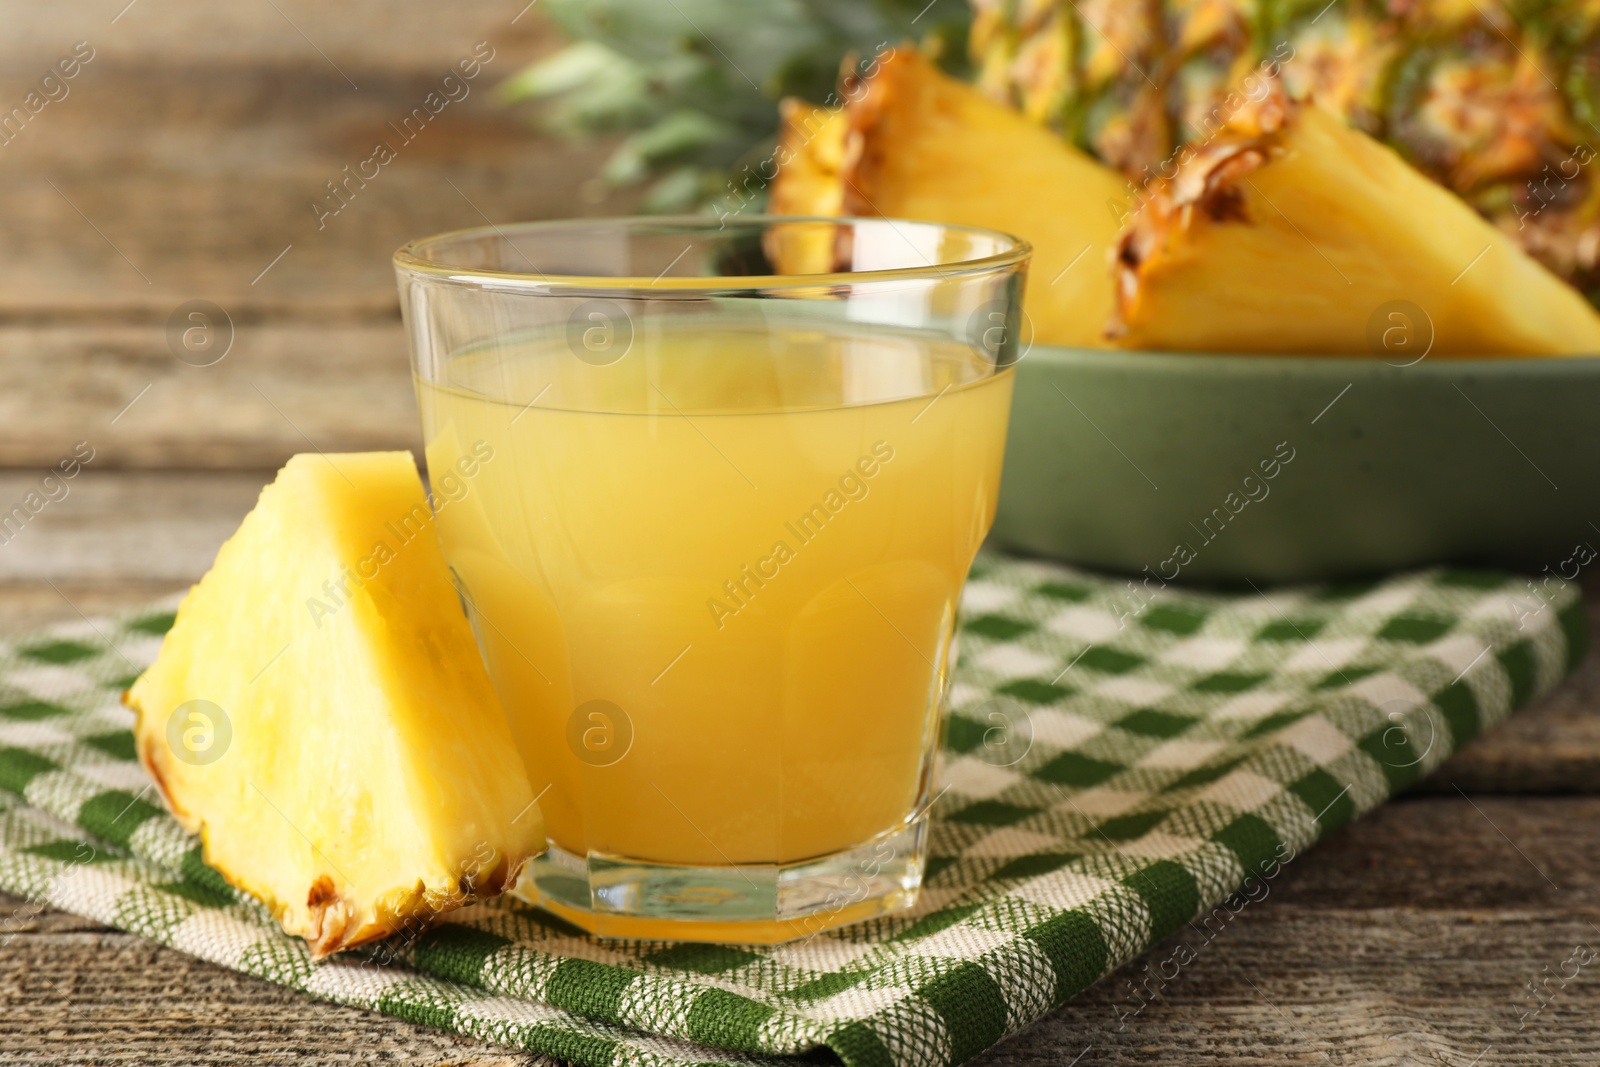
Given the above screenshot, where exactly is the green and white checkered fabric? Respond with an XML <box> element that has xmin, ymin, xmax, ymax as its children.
<box><xmin>0</xmin><ymin>554</ymin><xmax>1586</xmax><ymax>1067</ymax></box>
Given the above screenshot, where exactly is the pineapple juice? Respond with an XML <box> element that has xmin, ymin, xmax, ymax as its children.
<box><xmin>417</xmin><ymin>318</ymin><xmax>1012</xmax><ymax>869</ymax></box>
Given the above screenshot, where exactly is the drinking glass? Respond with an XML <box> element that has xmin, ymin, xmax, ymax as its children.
<box><xmin>394</xmin><ymin>216</ymin><xmax>1028</xmax><ymax>942</ymax></box>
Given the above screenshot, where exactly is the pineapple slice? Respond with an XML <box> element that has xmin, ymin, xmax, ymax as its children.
<box><xmin>769</xmin><ymin>48</ymin><xmax>1127</xmax><ymax>349</ymax></box>
<box><xmin>971</xmin><ymin>0</ymin><xmax>1600</xmax><ymax>294</ymax></box>
<box><xmin>843</xmin><ymin>49</ymin><xmax>1126</xmax><ymax>348</ymax></box>
<box><xmin>127</xmin><ymin>452</ymin><xmax>544</xmax><ymax>958</ymax></box>
<box><xmin>765</xmin><ymin>98</ymin><xmax>850</xmax><ymax>275</ymax></box>
<box><xmin>1111</xmin><ymin>91</ymin><xmax>1600</xmax><ymax>355</ymax></box>
<box><xmin>771</xmin><ymin>97</ymin><xmax>847</xmax><ymax>220</ymax></box>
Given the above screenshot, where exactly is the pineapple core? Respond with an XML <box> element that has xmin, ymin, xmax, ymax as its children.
<box><xmin>127</xmin><ymin>452</ymin><xmax>544</xmax><ymax>958</ymax></box>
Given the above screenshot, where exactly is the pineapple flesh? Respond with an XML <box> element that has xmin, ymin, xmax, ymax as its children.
<box><xmin>971</xmin><ymin>0</ymin><xmax>1600</xmax><ymax>300</ymax></box>
<box><xmin>127</xmin><ymin>452</ymin><xmax>544</xmax><ymax>958</ymax></box>
<box><xmin>765</xmin><ymin>98</ymin><xmax>850</xmax><ymax>276</ymax></box>
<box><xmin>770</xmin><ymin>48</ymin><xmax>1127</xmax><ymax>348</ymax></box>
<box><xmin>1111</xmin><ymin>89</ymin><xmax>1600</xmax><ymax>355</ymax></box>
<box><xmin>771</xmin><ymin>97</ymin><xmax>848</xmax><ymax>220</ymax></box>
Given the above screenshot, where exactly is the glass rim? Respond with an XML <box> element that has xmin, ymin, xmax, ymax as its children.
<box><xmin>391</xmin><ymin>214</ymin><xmax>1031</xmax><ymax>291</ymax></box>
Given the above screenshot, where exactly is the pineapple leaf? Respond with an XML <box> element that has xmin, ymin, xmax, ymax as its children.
<box><xmin>500</xmin><ymin>41</ymin><xmax>631</xmax><ymax>101</ymax></box>
<box><xmin>600</xmin><ymin>109</ymin><xmax>743</xmax><ymax>186</ymax></box>
<box><xmin>507</xmin><ymin>0</ymin><xmax>972</xmax><ymax>209</ymax></box>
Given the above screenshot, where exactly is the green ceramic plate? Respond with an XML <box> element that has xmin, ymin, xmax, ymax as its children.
<box><xmin>992</xmin><ymin>345</ymin><xmax>1600</xmax><ymax>584</ymax></box>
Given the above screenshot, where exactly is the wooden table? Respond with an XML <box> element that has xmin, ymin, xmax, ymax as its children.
<box><xmin>4</xmin><ymin>3</ymin><xmax>1600</xmax><ymax>1063</ymax></box>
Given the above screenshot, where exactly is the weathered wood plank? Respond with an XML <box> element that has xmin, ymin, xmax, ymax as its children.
<box><xmin>0</xmin><ymin>12</ymin><xmax>625</xmax><ymax>468</ymax></box>
<box><xmin>1413</xmin><ymin>645</ymin><xmax>1600</xmax><ymax>796</ymax></box>
<box><xmin>0</xmin><ymin>0</ymin><xmax>551</xmax><ymax>70</ymax></box>
<box><xmin>979</xmin><ymin>796</ymin><xmax>1600</xmax><ymax>1066</ymax></box>
<box><xmin>0</xmin><ymin>60</ymin><xmax>618</xmax><ymax>319</ymax></box>
<box><xmin>982</xmin><ymin>910</ymin><xmax>1600</xmax><ymax>1066</ymax></box>
<box><xmin>0</xmin><ymin>323</ymin><xmax>418</xmax><ymax>469</ymax></box>
<box><xmin>0</xmin><ymin>928</ymin><xmax>538</xmax><ymax>1066</ymax></box>
<box><xmin>0</xmin><ymin>581</ymin><xmax>190</xmax><ymax>637</ymax></box>
<box><xmin>0</xmin><ymin>472</ymin><xmax>264</xmax><ymax>584</ymax></box>
<box><xmin>4</xmin><ymin>797</ymin><xmax>1598</xmax><ymax>1065</ymax></box>
<box><xmin>0</xmin><ymin>0</ymin><xmax>629</xmax><ymax>323</ymax></box>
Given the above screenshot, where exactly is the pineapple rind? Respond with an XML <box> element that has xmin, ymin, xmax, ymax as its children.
<box><xmin>766</xmin><ymin>99</ymin><xmax>850</xmax><ymax>275</ymax></box>
<box><xmin>1112</xmin><ymin>93</ymin><xmax>1600</xmax><ymax>355</ymax></box>
<box><xmin>973</xmin><ymin>0</ymin><xmax>1600</xmax><ymax>297</ymax></box>
<box><xmin>128</xmin><ymin>452</ymin><xmax>544</xmax><ymax>958</ymax></box>
<box><xmin>772</xmin><ymin>97</ymin><xmax>848</xmax><ymax>219</ymax></box>
<box><xmin>836</xmin><ymin>48</ymin><xmax>1126</xmax><ymax>348</ymax></box>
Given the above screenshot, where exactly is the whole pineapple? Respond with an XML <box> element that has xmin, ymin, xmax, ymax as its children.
<box><xmin>971</xmin><ymin>0</ymin><xmax>1600</xmax><ymax>299</ymax></box>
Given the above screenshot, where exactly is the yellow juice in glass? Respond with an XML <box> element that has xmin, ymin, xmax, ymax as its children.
<box><xmin>417</xmin><ymin>318</ymin><xmax>1012</xmax><ymax>929</ymax></box>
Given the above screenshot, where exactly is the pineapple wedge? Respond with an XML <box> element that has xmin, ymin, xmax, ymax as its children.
<box><xmin>771</xmin><ymin>49</ymin><xmax>1127</xmax><ymax>349</ymax></box>
<box><xmin>771</xmin><ymin>97</ymin><xmax>847</xmax><ymax>220</ymax></box>
<box><xmin>127</xmin><ymin>452</ymin><xmax>544</xmax><ymax>958</ymax></box>
<box><xmin>971</xmin><ymin>0</ymin><xmax>1600</xmax><ymax>295</ymax></box>
<box><xmin>765</xmin><ymin>98</ymin><xmax>850</xmax><ymax>275</ymax></box>
<box><xmin>1111</xmin><ymin>90</ymin><xmax>1600</xmax><ymax>356</ymax></box>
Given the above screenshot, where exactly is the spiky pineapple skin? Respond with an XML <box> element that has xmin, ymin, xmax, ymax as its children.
<box><xmin>972</xmin><ymin>0</ymin><xmax>1600</xmax><ymax>299</ymax></box>
<box><xmin>1110</xmin><ymin>90</ymin><xmax>1600</xmax><ymax>355</ymax></box>
<box><xmin>128</xmin><ymin>452</ymin><xmax>544</xmax><ymax>958</ymax></box>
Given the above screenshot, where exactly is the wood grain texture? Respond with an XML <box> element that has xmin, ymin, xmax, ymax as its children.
<box><xmin>0</xmin><ymin>323</ymin><xmax>419</xmax><ymax>469</ymax></box>
<box><xmin>0</xmin><ymin>0</ymin><xmax>557</xmax><ymax>69</ymax></box>
<box><xmin>0</xmin><ymin>472</ymin><xmax>264</xmax><ymax>584</ymax></box>
<box><xmin>4</xmin><ymin>0</ymin><xmax>1599</xmax><ymax>1063</ymax></box>
<box><xmin>0</xmin><ymin>0</ymin><xmax>639</xmax><ymax>473</ymax></box>
<box><xmin>0</xmin><ymin>924</ymin><xmax>540</xmax><ymax>1066</ymax></box>
<box><xmin>0</xmin><ymin>57</ymin><xmax>620</xmax><ymax>320</ymax></box>
<box><xmin>5</xmin><ymin>798</ymin><xmax>1599</xmax><ymax>1065</ymax></box>
<box><xmin>977</xmin><ymin>797</ymin><xmax>1600</xmax><ymax>1066</ymax></box>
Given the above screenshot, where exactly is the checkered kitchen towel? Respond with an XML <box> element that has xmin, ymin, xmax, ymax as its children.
<box><xmin>0</xmin><ymin>555</ymin><xmax>1587</xmax><ymax>1067</ymax></box>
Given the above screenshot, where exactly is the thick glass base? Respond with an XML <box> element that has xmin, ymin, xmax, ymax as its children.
<box><xmin>513</xmin><ymin>816</ymin><xmax>927</xmax><ymax>944</ymax></box>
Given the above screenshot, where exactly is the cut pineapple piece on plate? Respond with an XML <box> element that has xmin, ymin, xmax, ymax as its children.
<box><xmin>1111</xmin><ymin>88</ymin><xmax>1600</xmax><ymax>356</ymax></box>
<box><xmin>771</xmin><ymin>96</ymin><xmax>847</xmax><ymax>221</ymax></box>
<box><xmin>769</xmin><ymin>48</ymin><xmax>1127</xmax><ymax>349</ymax></box>
<box><xmin>126</xmin><ymin>451</ymin><xmax>544</xmax><ymax>958</ymax></box>
<box><xmin>764</xmin><ymin>98</ymin><xmax>850</xmax><ymax>275</ymax></box>
<box><xmin>844</xmin><ymin>49</ymin><xmax>1126</xmax><ymax>348</ymax></box>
